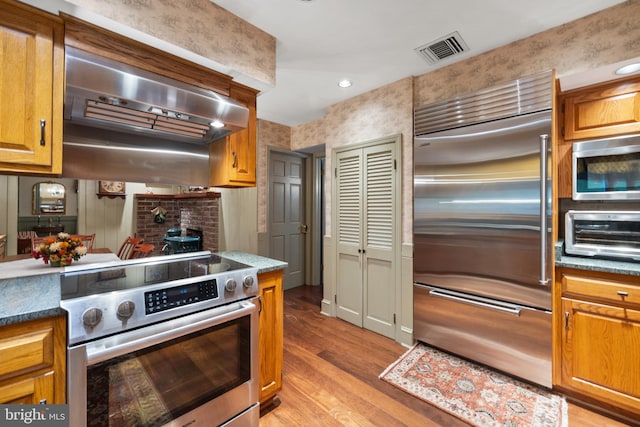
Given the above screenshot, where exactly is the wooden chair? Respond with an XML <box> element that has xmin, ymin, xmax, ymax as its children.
<box><xmin>71</xmin><ymin>234</ymin><xmax>95</xmax><ymax>251</ymax></box>
<box><xmin>31</xmin><ymin>235</ymin><xmax>53</xmax><ymax>252</ymax></box>
<box><xmin>117</xmin><ymin>237</ymin><xmax>144</xmax><ymax>259</ymax></box>
<box><xmin>130</xmin><ymin>243</ymin><xmax>155</xmax><ymax>259</ymax></box>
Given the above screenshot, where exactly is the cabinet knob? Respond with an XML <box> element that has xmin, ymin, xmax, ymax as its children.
<box><xmin>617</xmin><ymin>291</ymin><xmax>629</xmax><ymax>298</ymax></box>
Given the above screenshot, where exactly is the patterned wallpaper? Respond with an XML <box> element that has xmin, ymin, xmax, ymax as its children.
<box><xmin>256</xmin><ymin>120</ymin><xmax>291</xmax><ymax>233</ymax></box>
<box><xmin>414</xmin><ymin>0</ymin><xmax>640</xmax><ymax>108</ymax></box>
<box><xmin>285</xmin><ymin>0</ymin><xmax>640</xmax><ymax>242</ymax></box>
<box><xmin>68</xmin><ymin>0</ymin><xmax>276</xmax><ymax>87</ymax></box>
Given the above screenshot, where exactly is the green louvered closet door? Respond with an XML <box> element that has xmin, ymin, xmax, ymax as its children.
<box><xmin>335</xmin><ymin>139</ymin><xmax>398</xmax><ymax>339</ymax></box>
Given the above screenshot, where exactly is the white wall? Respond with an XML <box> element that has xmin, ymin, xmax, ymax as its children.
<box><xmin>214</xmin><ymin>186</ymin><xmax>258</xmax><ymax>254</ymax></box>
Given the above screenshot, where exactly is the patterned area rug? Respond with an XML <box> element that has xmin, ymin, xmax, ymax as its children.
<box><xmin>380</xmin><ymin>343</ymin><xmax>567</xmax><ymax>427</ymax></box>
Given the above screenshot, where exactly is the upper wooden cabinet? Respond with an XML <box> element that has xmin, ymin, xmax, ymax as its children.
<box><xmin>555</xmin><ymin>268</ymin><xmax>640</xmax><ymax>420</ymax></box>
<box><xmin>0</xmin><ymin>0</ymin><xmax>64</xmax><ymax>175</ymax></box>
<box><xmin>562</xmin><ymin>76</ymin><xmax>640</xmax><ymax>141</ymax></box>
<box><xmin>209</xmin><ymin>85</ymin><xmax>258</xmax><ymax>187</ymax></box>
<box><xmin>557</xmin><ymin>75</ymin><xmax>640</xmax><ymax>198</ymax></box>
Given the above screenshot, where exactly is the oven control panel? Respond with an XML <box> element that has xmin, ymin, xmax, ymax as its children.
<box><xmin>145</xmin><ymin>279</ymin><xmax>219</xmax><ymax>314</ymax></box>
<box><xmin>62</xmin><ymin>264</ymin><xmax>259</xmax><ymax>346</ymax></box>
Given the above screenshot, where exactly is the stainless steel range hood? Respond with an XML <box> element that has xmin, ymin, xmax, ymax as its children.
<box><xmin>62</xmin><ymin>46</ymin><xmax>249</xmax><ymax>185</ymax></box>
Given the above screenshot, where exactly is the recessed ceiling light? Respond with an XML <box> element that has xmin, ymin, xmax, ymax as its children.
<box><xmin>338</xmin><ymin>79</ymin><xmax>352</xmax><ymax>88</ymax></box>
<box><xmin>615</xmin><ymin>63</ymin><xmax>640</xmax><ymax>76</ymax></box>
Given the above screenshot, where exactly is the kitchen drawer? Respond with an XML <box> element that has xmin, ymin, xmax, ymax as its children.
<box><xmin>561</xmin><ymin>272</ymin><xmax>640</xmax><ymax>306</ymax></box>
<box><xmin>0</xmin><ymin>328</ymin><xmax>54</xmax><ymax>381</ymax></box>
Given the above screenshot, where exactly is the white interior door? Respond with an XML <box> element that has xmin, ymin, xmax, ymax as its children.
<box><xmin>335</xmin><ymin>150</ymin><xmax>364</xmax><ymax>326</ymax></box>
<box><xmin>362</xmin><ymin>145</ymin><xmax>396</xmax><ymax>338</ymax></box>
<box><xmin>269</xmin><ymin>151</ymin><xmax>306</xmax><ymax>290</ymax></box>
<box><xmin>335</xmin><ymin>139</ymin><xmax>398</xmax><ymax>338</ymax></box>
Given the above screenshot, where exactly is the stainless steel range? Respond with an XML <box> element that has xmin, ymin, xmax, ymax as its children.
<box><xmin>60</xmin><ymin>251</ymin><xmax>260</xmax><ymax>427</ymax></box>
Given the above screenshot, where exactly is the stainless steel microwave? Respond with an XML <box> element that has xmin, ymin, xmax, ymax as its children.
<box><xmin>572</xmin><ymin>134</ymin><xmax>640</xmax><ymax>200</ymax></box>
<box><xmin>565</xmin><ymin>210</ymin><xmax>640</xmax><ymax>261</ymax></box>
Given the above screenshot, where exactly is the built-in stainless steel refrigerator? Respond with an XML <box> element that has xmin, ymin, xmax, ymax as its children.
<box><xmin>413</xmin><ymin>70</ymin><xmax>553</xmax><ymax>388</ymax></box>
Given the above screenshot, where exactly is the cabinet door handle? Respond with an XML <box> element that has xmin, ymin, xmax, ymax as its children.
<box><xmin>565</xmin><ymin>311</ymin><xmax>570</xmax><ymax>331</ymax></box>
<box><xmin>40</xmin><ymin>119</ymin><xmax>46</xmax><ymax>146</ymax></box>
<box><xmin>232</xmin><ymin>151</ymin><xmax>237</xmax><ymax>168</ymax></box>
<box><xmin>617</xmin><ymin>291</ymin><xmax>629</xmax><ymax>297</ymax></box>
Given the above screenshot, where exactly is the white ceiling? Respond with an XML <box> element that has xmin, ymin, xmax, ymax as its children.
<box><xmin>212</xmin><ymin>0</ymin><xmax>625</xmax><ymax>127</ymax></box>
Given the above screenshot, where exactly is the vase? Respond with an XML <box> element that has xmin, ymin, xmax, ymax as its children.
<box><xmin>49</xmin><ymin>259</ymin><xmax>72</xmax><ymax>267</ymax></box>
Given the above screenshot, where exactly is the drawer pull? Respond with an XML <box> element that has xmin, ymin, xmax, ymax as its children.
<box><xmin>617</xmin><ymin>291</ymin><xmax>629</xmax><ymax>298</ymax></box>
<box><xmin>40</xmin><ymin>119</ymin><xmax>46</xmax><ymax>146</ymax></box>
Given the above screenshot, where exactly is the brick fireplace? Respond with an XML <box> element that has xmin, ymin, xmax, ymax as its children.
<box><xmin>134</xmin><ymin>192</ymin><xmax>220</xmax><ymax>256</ymax></box>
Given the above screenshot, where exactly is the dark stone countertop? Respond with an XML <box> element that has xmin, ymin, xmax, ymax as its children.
<box><xmin>555</xmin><ymin>241</ymin><xmax>640</xmax><ymax>277</ymax></box>
<box><xmin>0</xmin><ymin>251</ymin><xmax>287</xmax><ymax>327</ymax></box>
<box><xmin>218</xmin><ymin>251</ymin><xmax>288</xmax><ymax>274</ymax></box>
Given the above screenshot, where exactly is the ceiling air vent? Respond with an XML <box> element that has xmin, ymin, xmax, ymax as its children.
<box><xmin>415</xmin><ymin>31</ymin><xmax>469</xmax><ymax>64</ymax></box>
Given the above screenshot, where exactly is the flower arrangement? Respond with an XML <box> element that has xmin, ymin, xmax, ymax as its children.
<box><xmin>32</xmin><ymin>232</ymin><xmax>88</xmax><ymax>266</ymax></box>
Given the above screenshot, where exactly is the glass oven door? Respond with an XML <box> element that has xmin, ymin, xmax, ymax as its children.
<box><xmin>68</xmin><ymin>300</ymin><xmax>258</xmax><ymax>427</ymax></box>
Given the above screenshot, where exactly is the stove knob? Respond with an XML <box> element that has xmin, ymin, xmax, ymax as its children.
<box><xmin>225</xmin><ymin>278</ymin><xmax>238</xmax><ymax>292</ymax></box>
<box><xmin>117</xmin><ymin>300</ymin><xmax>136</xmax><ymax>320</ymax></box>
<box><xmin>82</xmin><ymin>307</ymin><xmax>103</xmax><ymax>329</ymax></box>
<box><xmin>242</xmin><ymin>275</ymin><xmax>255</xmax><ymax>289</ymax></box>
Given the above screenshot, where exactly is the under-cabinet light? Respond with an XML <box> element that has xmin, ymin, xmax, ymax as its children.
<box><xmin>615</xmin><ymin>63</ymin><xmax>640</xmax><ymax>76</ymax></box>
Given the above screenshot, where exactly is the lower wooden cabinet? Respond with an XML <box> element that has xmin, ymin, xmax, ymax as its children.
<box><xmin>556</xmin><ymin>268</ymin><xmax>640</xmax><ymax>418</ymax></box>
<box><xmin>0</xmin><ymin>314</ymin><xmax>66</xmax><ymax>404</ymax></box>
<box><xmin>257</xmin><ymin>269</ymin><xmax>283</xmax><ymax>408</ymax></box>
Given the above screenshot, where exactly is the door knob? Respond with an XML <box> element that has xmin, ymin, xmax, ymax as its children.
<box><xmin>300</xmin><ymin>224</ymin><xmax>308</xmax><ymax>233</ymax></box>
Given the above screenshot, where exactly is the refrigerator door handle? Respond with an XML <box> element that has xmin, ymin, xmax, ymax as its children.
<box><xmin>539</xmin><ymin>134</ymin><xmax>550</xmax><ymax>286</ymax></box>
<box><xmin>428</xmin><ymin>288</ymin><xmax>523</xmax><ymax>316</ymax></box>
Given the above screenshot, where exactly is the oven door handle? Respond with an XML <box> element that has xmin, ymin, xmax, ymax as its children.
<box><xmin>85</xmin><ymin>300</ymin><xmax>256</xmax><ymax>365</ymax></box>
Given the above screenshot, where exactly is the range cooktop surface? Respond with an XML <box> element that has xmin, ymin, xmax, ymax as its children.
<box><xmin>60</xmin><ymin>251</ymin><xmax>259</xmax><ymax>345</ymax></box>
<box><xmin>60</xmin><ymin>252</ymin><xmax>252</xmax><ymax>300</ymax></box>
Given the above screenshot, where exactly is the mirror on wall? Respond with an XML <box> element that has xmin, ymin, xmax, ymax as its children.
<box><xmin>32</xmin><ymin>182</ymin><xmax>66</xmax><ymax>214</ymax></box>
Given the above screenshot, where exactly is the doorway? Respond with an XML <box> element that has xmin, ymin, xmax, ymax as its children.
<box><xmin>332</xmin><ymin>135</ymin><xmax>401</xmax><ymax>340</ymax></box>
<box><xmin>268</xmin><ymin>150</ymin><xmax>306</xmax><ymax>290</ymax></box>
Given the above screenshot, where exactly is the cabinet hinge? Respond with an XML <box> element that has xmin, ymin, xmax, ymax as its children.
<box><xmin>334</xmin><ymin>294</ymin><xmax>337</xmax><ymax>304</ymax></box>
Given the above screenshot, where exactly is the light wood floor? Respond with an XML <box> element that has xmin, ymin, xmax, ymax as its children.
<box><xmin>260</xmin><ymin>285</ymin><xmax>635</xmax><ymax>427</ymax></box>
